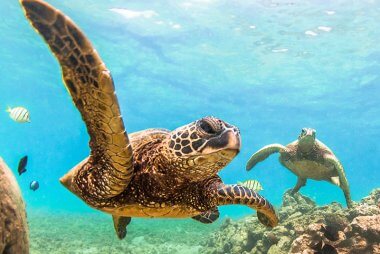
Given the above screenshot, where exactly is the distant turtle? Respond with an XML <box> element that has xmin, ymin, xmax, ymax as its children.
<box><xmin>246</xmin><ymin>128</ymin><xmax>352</xmax><ymax>208</ymax></box>
<box><xmin>20</xmin><ymin>0</ymin><xmax>278</xmax><ymax>239</ymax></box>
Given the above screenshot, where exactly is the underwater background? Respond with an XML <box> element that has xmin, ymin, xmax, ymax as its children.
<box><xmin>0</xmin><ymin>0</ymin><xmax>379</xmax><ymax>253</ymax></box>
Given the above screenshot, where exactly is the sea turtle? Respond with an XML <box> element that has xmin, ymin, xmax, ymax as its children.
<box><xmin>20</xmin><ymin>0</ymin><xmax>279</xmax><ymax>239</ymax></box>
<box><xmin>246</xmin><ymin>128</ymin><xmax>352</xmax><ymax>208</ymax></box>
<box><xmin>0</xmin><ymin>157</ymin><xmax>29</xmax><ymax>254</ymax></box>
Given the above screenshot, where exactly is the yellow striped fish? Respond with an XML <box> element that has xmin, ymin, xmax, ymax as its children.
<box><xmin>238</xmin><ymin>180</ymin><xmax>263</xmax><ymax>192</ymax></box>
<box><xmin>6</xmin><ymin>106</ymin><xmax>31</xmax><ymax>123</ymax></box>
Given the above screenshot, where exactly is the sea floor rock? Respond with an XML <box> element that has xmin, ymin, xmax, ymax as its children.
<box><xmin>0</xmin><ymin>157</ymin><xmax>29</xmax><ymax>254</ymax></box>
<box><xmin>201</xmin><ymin>189</ymin><xmax>380</xmax><ymax>254</ymax></box>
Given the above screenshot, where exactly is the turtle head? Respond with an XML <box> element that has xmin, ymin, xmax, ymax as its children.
<box><xmin>165</xmin><ymin>116</ymin><xmax>241</xmax><ymax>181</ymax></box>
<box><xmin>298</xmin><ymin>128</ymin><xmax>316</xmax><ymax>150</ymax></box>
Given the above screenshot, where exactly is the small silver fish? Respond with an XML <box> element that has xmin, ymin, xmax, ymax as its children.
<box><xmin>30</xmin><ymin>180</ymin><xmax>39</xmax><ymax>191</ymax></box>
<box><xmin>6</xmin><ymin>106</ymin><xmax>31</xmax><ymax>123</ymax></box>
<box><xmin>238</xmin><ymin>180</ymin><xmax>263</xmax><ymax>192</ymax></box>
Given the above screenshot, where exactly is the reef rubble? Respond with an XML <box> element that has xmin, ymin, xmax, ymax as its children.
<box><xmin>201</xmin><ymin>189</ymin><xmax>380</xmax><ymax>254</ymax></box>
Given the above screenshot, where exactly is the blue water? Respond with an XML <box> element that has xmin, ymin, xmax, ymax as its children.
<box><xmin>0</xmin><ymin>0</ymin><xmax>379</xmax><ymax>221</ymax></box>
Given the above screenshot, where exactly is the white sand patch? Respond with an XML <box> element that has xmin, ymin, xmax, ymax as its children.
<box><xmin>325</xmin><ymin>10</ymin><xmax>336</xmax><ymax>15</ymax></box>
<box><xmin>249</xmin><ymin>25</ymin><xmax>256</xmax><ymax>29</ymax></box>
<box><xmin>305</xmin><ymin>30</ymin><xmax>318</xmax><ymax>36</ymax></box>
<box><xmin>110</xmin><ymin>8</ymin><xmax>158</xmax><ymax>19</ymax></box>
<box><xmin>318</xmin><ymin>26</ymin><xmax>332</xmax><ymax>32</ymax></box>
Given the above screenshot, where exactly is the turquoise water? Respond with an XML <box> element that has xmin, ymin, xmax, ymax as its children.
<box><xmin>0</xmin><ymin>0</ymin><xmax>379</xmax><ymax>228</ymax></box>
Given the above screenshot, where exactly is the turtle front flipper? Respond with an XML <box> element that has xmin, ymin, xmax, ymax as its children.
<box><xmin>21</xmin><ymin>0</ymin><xmax>134</xmax><ymax>199</ymax></box>
<box><xmin>112</xmin><ymin>216</ymin><xmax>131</xmax><ymax>240</ymax></box>
<box><xmin>192</xmin><ymin>207</ymin><xmax>219</xmax><ymax>224</ymax></box>
<box><xmin>215</xmin><ymin>184</ymin><xmax>278</xmax><ymax>227</ymax></box>
<box><xmin>246</xmin><ymin>144</ymin><xmax>287</xmax><ymax>170</ymax></box>
<box><xmin>324</xmin><ymin>155</ymin><xmax>353</xmax><ymax>208</ymax></box>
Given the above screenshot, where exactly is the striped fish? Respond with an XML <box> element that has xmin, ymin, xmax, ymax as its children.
<box><xmin>6</xmin><ymin>106</ymin><xmax>31</xmax><ymax>123</ymax></box>
<box><xmin>238</xmin><ymin>180</ymin><xmax>263</xmax><ymax>192</ymax></box>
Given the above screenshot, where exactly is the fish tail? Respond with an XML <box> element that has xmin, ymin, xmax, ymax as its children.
<box><xmin>5</xmin><ymin>106</ymin><xmax>11</xmax><ymax>113</ymax></box>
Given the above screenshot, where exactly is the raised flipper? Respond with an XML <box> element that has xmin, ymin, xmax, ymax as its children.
<box><xmin>21</xmin><ymin>0</ymin><xmax>134</xmax><ymax>199</ymax></box>
<box><xmin>192</xmin><ymin>207</ymin><xmax>220</xmax><ymax>224</ymax></box>
<box><xmin>112</xmin><ymin>215</ymin><xmax>131</xmax><ymax>240</ymax></box>
<box><xmin>215</xmin><ymin>183</ymin><xmax>278</xmax><ymax>227</ymax></box>
<box><xmin>246</xmin><ymin>144</ymin><xmax>287</xmax><ymax>170</ymax></box>
<box><xmin>324</xmin><ymin>155</ymin><xmax>353</xmax><ymax>208</ymax></box>
<box><xmin>291</xmin><ymin>177</ymin><xmax>307</xmax><ymax>194</ymax></box>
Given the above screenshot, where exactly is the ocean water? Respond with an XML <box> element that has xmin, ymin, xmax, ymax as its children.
<box><xmin>0</xmin><ymin>0</ymin><xmax>379</xmax><ymax>253</ymax></box>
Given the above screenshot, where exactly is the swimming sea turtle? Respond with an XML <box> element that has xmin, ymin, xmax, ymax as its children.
<box><xmin>246</xmin><ymin>128</ymin><xmax>352</xmax><ymax>208</ymax></box>
<box><xmin>20</xmin><ymin>0</ymin><xmax>279</xmax><ymax>239</ymax></box>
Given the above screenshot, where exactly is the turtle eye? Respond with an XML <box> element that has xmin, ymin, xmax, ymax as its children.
<box><xmin>199</xmin><ymin>120</ymin><xmax>217</xmax><ymax>134</ymax></box>
<box><xmin>301</xmin><ymin>128</ymin><xmax>306</xmax><ymax>134</ymax></box>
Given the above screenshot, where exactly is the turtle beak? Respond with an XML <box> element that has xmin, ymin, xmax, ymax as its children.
<box><xmin>306</xmin><ymin>129</ymin><xmax>316</xmax><ymax>139</ymax></box>
<box><xmin>201</xmin><ymin>127</ymin><xmax>241</xmax><ymax>154</ymax></box>
<box><xmin>226</xmin><ymin>127</ymin><xmax>241</xmax><ymax>152</ymax></box>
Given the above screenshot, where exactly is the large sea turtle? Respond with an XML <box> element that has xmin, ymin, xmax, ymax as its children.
<box><xmin>0</xmin><ymin>157</ymin><xmax>29</xmax><ymax>254</ymax></box>
<box><xmin>20</xmin><ymin>0</ymin><xmax>278</xmax><ymax>239</ymax></box>
<box><xmin>246</xmin><ymin>128</ymin><xmax>352</xmax><ymax>208</ymax></box>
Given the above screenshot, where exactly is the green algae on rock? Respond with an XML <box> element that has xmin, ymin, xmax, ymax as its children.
<box><xmin>202</xmin><ymin>189</ymin><xmax>380</xmax><ymax>254</ymax></box>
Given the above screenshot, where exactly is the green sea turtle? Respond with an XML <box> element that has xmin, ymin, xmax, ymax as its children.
<box><xmin>20</xmin><ymin>0</ymin><xmax>279</xmax><ymax>239</ymax></box>
<box><xmin>0</xmin><ymin>157</ymin><xmax>29</xmax><ymax>254</ymax></box>
<box><xmin>246</xmin><ymin>128</ymin><xmax>352</xmax><ymax>208</ymax></box>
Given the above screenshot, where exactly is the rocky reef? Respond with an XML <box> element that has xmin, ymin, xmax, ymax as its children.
<box><xmin>0</xmin><ymin>157</ymin><xmax>29</xmax><ymax>254</ymax></box>
<box><xmin>201</xmin><ymin>189</ymin><xmax>380</xmax><ymax>254</ymax></box>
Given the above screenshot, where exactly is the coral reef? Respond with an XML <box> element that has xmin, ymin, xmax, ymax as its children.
<box><xmin>201</xmin><ymin>189</ymin><xmax>380</xmax><ymax>254</ymax></box>
<box><xmin>0</xmin><ymin>157</ymin><xmax>29</xmax><ymax>254</ymax></box>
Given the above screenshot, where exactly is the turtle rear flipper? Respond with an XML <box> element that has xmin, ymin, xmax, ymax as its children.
<box><xmin>21</xmin><ymin>0</ymin><xmax>134</xmax><ymax>199</ymax></box>
<box><xmin>246</xmin><ymin>144</ymin><xmax>287</xmax><ymax>170</ymax></box>
<box><xmin>192</xmin><ymin>207</ymin><xmax>219</xmax><ymax>224</ymax></box>
<box><xmin>112</xmin><ymin>216</ymin><xmax>131</xmax><ymax>240</ymax></box>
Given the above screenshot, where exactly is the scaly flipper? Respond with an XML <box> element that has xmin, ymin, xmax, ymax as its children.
<box><xmin>291</xmin><ymin>177</ymin><xmax>307</xmax><ymax>194</ymax></box>
<box><xmin>112</xmin><ymin>216</ymin><xmax>131</xmax><ymax>240</ymax></box>
<box><xmin>192</xmin><ymin>207</ymin><xmax>219</xmax><ymax>224</ymax></box>
<box><xmin>324</xmin><ymin>155</ymin><xmax>353</xmax><ymax>208</ymax></box>
<box><xmin>246</xmin><ymin>144</ymin><xmax>287</xmax><ymax>170</ymax></box>
<box><xmin>21</xmin><ymin>0</ymin><xmax>134</xmax><ymax>199</ymax></box>
<box><xmin>215</xmin><ymin>184</ymin><xmax>278</xmax><ymax>227</ymax></box>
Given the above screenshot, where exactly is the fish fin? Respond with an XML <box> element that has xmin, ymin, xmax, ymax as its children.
<box><xmin>5</xmin><ymin>106</ymin><xmax>11</xmax><ymax>113</ymax></box>
<box><xmin>331</xmin><ymin>176</ymin><xmax>340</xmax><ymax>186</ymax></box>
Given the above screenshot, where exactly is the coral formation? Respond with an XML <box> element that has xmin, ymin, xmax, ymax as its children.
<box><xmin>0</xmin><ymin>157</ymin><xmax>29</xmax><ymax>254</ymax></box>
<box><xmin>202</xmin><ymin>189</ymin><xmax>380</xmax><ymax>254</ymax></box>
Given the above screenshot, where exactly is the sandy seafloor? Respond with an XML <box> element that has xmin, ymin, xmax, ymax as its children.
<box><xmin>28</xmin><ymin>210</ymin><xmax>220</xmax><ymax>254</ymax></box>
